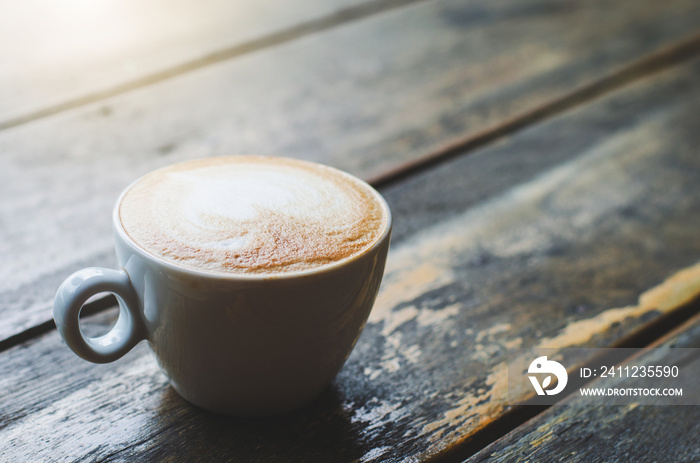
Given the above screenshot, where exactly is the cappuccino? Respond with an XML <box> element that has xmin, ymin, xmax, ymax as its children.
<box><xmin>118</xmin><ymin>156</ymin><xmax>388</xmax><ymax>275</ymax></box>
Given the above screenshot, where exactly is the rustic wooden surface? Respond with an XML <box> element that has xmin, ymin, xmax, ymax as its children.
<box><xmin>4</xmin><ymin>0</ymin><xmax>700</xmax><ymax>461</ymax></box>
<box><xmin>0</xmin><ymin>0</ymin><xmax>404</xmax><ymax>126</ymax></box>
<box><xmin>3</xmin><ymin>47</ymin><xmax>700</xmax><ymax>461</ymax></box>
<box><xmin>469</xmin><ymin>314</ymin><xmax>700</xmax><ymax>463</ymax></box>
<box><xmin>3</xmin><ymin>0</ymin><xmax>700</xmax><ymax>347</ymax></box>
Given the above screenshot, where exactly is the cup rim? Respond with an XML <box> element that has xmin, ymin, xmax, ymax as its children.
<box><xmin>112</xmin><ymin>155</ymin><xmax>392</xmax><ymax>281</ymax></box>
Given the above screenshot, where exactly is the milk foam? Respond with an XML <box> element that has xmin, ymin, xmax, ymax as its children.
<box><xmin>119</xmin><ymin>156</ymin><xmax>387</xmax><ymax>274</ymax></box>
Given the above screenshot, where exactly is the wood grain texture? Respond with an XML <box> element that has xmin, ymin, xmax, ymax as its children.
<box><xmin>3</xmin><ymin>0</ymin><xmax>700</xmax><ymax>347</ymax></box>
<box><xmin>3</xmin><ymin>55</ymin><xmax>700</xmax><ymax>462</ymax></box>
<box><xmin>468</xmin><ymin>315</ymin><xmax>700</xmax><ymax>463</ymax></box>
<box><xmin>0</xmin><ymin>0</ymin><xmax>402</xmax><ymax>126</ymax></box>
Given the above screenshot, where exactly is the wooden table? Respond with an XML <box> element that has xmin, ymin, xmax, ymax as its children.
<box><xmin>2</xmin><ymin>0</ymin><xmax>700</xmax><ymax>461</ymax></box>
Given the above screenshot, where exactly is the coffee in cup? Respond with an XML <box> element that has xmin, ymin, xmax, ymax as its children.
<box><xmin>118</xmin><ymin>156</ymin><xmax>388</xmax><ymax>275</ymax></box>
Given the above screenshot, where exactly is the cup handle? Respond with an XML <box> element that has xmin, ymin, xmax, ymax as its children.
<box><xmin>54</xmin><ymin>267</ymin><xmax>145</xmax><ymax>363</ymax></box>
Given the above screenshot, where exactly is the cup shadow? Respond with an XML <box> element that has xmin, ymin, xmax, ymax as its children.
<box><xmin>142</xmin><ymin>383</ymin><xmax>366</xmax><ymax>461</ymax></box>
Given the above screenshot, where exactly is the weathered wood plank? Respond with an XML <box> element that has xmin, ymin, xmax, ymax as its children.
<box><xmin>0</xmin><ymin>0</ymin><xmax>401</xmax><ymax>126</ymax></box>
<box><xmin>468</xmin><ymin>315</ymin><xmax>700</xmax><ymax>463</ymax></box>
<box><xmin>3</xmin><ymin>0</ymin><xmax>700</xmax><ymax>346</ymax></box>
<box><xmin>3</xmin><ymin>54</ymin><xmax>700</xmax><ymax>462</ymax></box>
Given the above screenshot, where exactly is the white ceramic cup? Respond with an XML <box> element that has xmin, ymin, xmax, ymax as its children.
<box><xmin>53</xmin><ymin>163</ymin><xmax>391</xmax><ymax>416</ymax></box>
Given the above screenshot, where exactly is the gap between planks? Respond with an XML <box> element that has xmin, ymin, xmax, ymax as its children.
<box><xmin>0</xmin><ymin>0</ymin><xmax>427</xmax><ymax>132</ymax></box>
<box><xmin>3</xmin><ymin>31</ymin><xmax>700</xmax><ymax>463</ymax></box>
<box><xmin>369</xmin><ymin>29</ymin><xmax>700</xmax><ymax>189</ymax></box>
<box><xmin>426</xmin><ymin>293</ymin><xmax>700</xmax><ymax>463</ymax></box>
<box><xmin>0</xmin><ymin>295</ymin><xmax>117</xmax><ymax>353</ymax></box>
<box><xmin>3</xmin><ymin>30</ymin><xmax>700</xmax><ymax>355</ymax></box>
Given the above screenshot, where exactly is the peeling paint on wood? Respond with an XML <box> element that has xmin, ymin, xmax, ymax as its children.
<box><xmin>3</xmin><ymin>53</ymin><xmax>700</xmax><ymax>461</ymax></box>
<box><xmin>537</xmin><ymin>262</ymin><xmax>700</xmax><ymax>349</ymax></box>
<box><xmin>469</xmin><ymin>315</ymin><xmax>700</xmax><ymax>463</ymax></box>
<box><xmin>420</xmin><ymin>263</ymin><xmax>700</xmax><ymax>452</ymax></box>
<box><xmin>3</xmin><ymin>0</ymin><xmax>700</xmax><ymax>345</ymax></box>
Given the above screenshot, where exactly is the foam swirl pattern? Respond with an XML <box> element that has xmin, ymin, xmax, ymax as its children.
<box><xmin>119</xmin><ymin>156</ymin><xmax>387</xmax><ymax>275</ymax></box>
